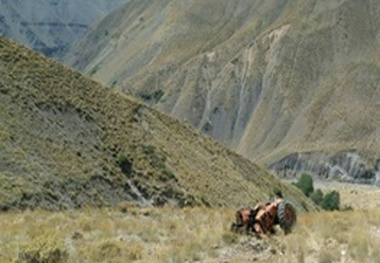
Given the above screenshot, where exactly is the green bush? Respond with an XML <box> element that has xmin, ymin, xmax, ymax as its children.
<box><xmin>152</xmin><ymin>90</ymin><xmax>164</xmax><ymax>102</ymax></box>
<box><xmin>116</xmin><ymin>153</ymin><xmax>133</xmax><ymax>174</ymax></box>
<box><xmin>294</xmin><ymin>174</ymin><xmax>314</xmax><ymax>197</ymax></box>
<box><xmin>310</xmin><ymin>189</ymin><xmax>324</xmax><ymax>205</ymax></box>
<box><xmin>293</xmin><ymin>174</ymin><xmax>341</xmax><ymax>211</ymax></box>
<box><xmin>320</xmin><ymin>190</ymin><xmax>340</xmax><ymax>211</ymax></box>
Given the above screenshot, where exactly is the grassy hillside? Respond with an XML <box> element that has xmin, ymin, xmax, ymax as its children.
<box><xmin>64</xmin><ymin>0</ymin><xmax>380</xmax><ymax>180</ymax></box>
<box><xmin>0</xmin><ymin>36</ymin><xmax>315</xmax><ymax>211</ymax></box>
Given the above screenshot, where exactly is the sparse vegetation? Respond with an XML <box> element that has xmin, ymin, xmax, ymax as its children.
<box><xmin>0</xmin><ymin>206</ymin><xmax>235</xmax><ymax>262</ymax></box>
<box><xmin>139</xmin><ymin>89</ymin><xmax>164</xmax><ymax>103</ymax></box>
<box><xmin>294</xmin><ymin>174</ymin><xmax>340</xmax><ymax>211</ymax></box>
<box><xmin>1</xmin><ymin>206</ymin><xmax>380</xmax><ymax>262</ymax></box>
<box><xmin>17</xmin><ymin>235</ymin><xmax>68</xmax><ymax>263</ymax></box>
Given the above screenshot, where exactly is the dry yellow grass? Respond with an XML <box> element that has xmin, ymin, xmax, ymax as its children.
<box><xmin>283</xmin><ymin>209</ymin><xmax>380</xmax><ymax>263</ymax></box>
<box><xmin>0</xmin><ymin>206</ymin><xmax>235</xmax><ymax>263</ymax></box>
<box><xmin>1</xmin><ymin>205</ymin><xmax>380</xmax><ymax>263</ymax></box>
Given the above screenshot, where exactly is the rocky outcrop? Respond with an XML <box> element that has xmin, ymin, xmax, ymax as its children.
<box><xmin>270</xmin><ymin>151</ymin><xmax>380</xmax><ymax>185</ymax></box>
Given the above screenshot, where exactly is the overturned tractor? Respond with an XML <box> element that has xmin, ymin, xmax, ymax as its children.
<box><xmin>231</xmin><ymin>198</ymin><xmax>297</xmax><ymax>237</ymax></box>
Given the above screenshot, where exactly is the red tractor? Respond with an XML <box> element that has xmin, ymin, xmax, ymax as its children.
<box><xmin>231</xmin><ymin>198</ymin><xmax>297</xmax><ymax>238</ymax></box>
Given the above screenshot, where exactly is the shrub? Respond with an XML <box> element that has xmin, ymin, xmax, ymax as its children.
<box><xmin>341</xmin><ymin>205</ymin><xmax>353</xmax><ymax>211</ymax></box>
<box><xmin>310</xmin><ymin>189</ymin><xmax>324</xmax><ymax>205</ymax></box>
<box><xmin>17</xmin><ymin>235</ymin><xmax>68</xmax><ymax>263</ymax></box>
<box><xmin>294</xmin><ymin>174</ymin><xmax>314</xmax><ymax>197</ymax></box>
<box><xmin>152</xmin><ymin>90</ymin><xmax>164</xmax><ymax>102</ymax></box>
<box><xmin>116</xmin><ymin>153</ymin><xmax>133</xmax><ymax>174</ymax></box>
<box><xmin>99</xmin><ymin>241</ymin><xmax>121</xmax><ymax>259</ymax></box>
<box><xmin>18</xmin><ymin>248</ymin><xmax>68</xmax><ymax>263</ymax></box>
<box><xmin>139</xmin><ymin>89</ymin><xmax>164</xmax><ymax>103</ymax></box>
<box><xmin>320</xmin><ymin>190</ymin><xmax>340</xmax><ymax>211</ymax></box>
<box><xmin>126</xmin><ymin>243</ymin><xmax>144</xmax><ymax>261</ymax></box>
<box><xmin>143</xmin><ymin>145</ymin><xmax>156</xmax><ymax>155</ymax></box>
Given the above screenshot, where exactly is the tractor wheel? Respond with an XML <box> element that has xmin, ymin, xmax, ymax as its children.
<box><xmin>278</xmin><ymin>200</ymin><xmax>297</xmax><ymax>235</ymax></box>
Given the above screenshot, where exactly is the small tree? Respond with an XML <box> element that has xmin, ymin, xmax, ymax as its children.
<box><xmin>310</xmin><ymin>189</ymin><xmax>324</xmax><ymax>205</ymax></box>
<box><xmin>320</xmin><ymin>190</ymin><xmax>340</xmax><ymax>211</ymax></box>
<box><xmin>295</xmin><ymin>174</ymin><xmax>314</xmax><ymax>197</ymax></box>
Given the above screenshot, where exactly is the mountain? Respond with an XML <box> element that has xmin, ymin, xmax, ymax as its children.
<box><xmin>0</xmin><ymin>36</ymin><xmax>315</xmax><ymax>211</ymax></box>
<box><xmin>0</xmin><ymin>0</ymin><xmax>127</xmax><ymax>57</ymax></box>
<box><xmin>64</xmin><ymin>0</ymin><xmax>380</xmax><ymax>183</ymax></box>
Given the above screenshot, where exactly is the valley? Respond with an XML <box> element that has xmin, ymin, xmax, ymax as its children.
<box><xmin>1</xmin><ymin>1</ymin><xmax>380</xmax><ymax>262</ymax></box>
<box><xmin>64</xmin><ymin>0</ymin><xmax>380</xmax><ymax>184</ymax></box>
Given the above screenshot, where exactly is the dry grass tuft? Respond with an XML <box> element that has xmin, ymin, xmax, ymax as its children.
<box><xmin>17</xmin><ymin>233</ymin><xmax>68</xmax><ymax>263</ymax></box>
<box><xmin>279</xmin><ymin>209</ymin><xmax>380</xmax><ymax>263</ymax></box>
<box><xmin>0</xmin><ymin>207</ymin><xmax>237</xmax><ymax>262</ymax></box>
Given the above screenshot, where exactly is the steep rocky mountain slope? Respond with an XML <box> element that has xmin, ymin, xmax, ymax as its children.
<box><xmin>65</xmin><ymin>0</ymin><xmax>380</xmax><ymax>183</ymax></box>
<box><xmin>0</xmin><ymin>36</ymin><xmax>315</xmax><ymax>211</ymax></box>
<box><xmin>0</xmin><ymin>0</ymin><xmax>127</xmax><ymax>57</ymax></box>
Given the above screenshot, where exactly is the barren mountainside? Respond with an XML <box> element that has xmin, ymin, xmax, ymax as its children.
<box><xmin>0</xmin><ymin>0</ymin><xmax>127</xmax><ymax>57</ymax></box>
<box><xmin>65</xmin><ymin>0</ymin><xmax>380</xmax><ymax>183</ymax></box>
<box><xmin>0</xmin><ymin>36</ymin><xmax>315</xmax><ymax>211</ymax></box>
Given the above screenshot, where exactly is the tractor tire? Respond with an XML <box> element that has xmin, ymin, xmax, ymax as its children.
<box><xmin>278</xmin><ymin>200</ymin><xmax>297</xmax><ymax>235</ymax></box>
